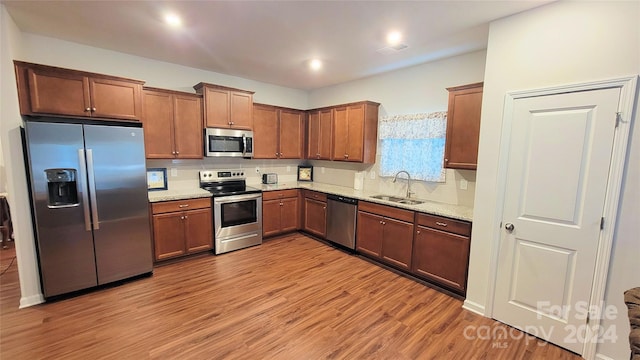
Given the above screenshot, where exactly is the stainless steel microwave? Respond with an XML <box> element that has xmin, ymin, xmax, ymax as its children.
<box><xmin>205</xmin><ymin>128</ymin><xmax>253</xmax><ymax>158</ymax></box>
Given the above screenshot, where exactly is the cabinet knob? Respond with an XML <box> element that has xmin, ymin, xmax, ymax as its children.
<box><xmin>417</xmin><ymin>230</ymin><xmax>421</xmax><ymax>234</ymax></box>
<box><xmin>444</xmin><ymin>158</ymin><xmax>449</xmax><ymax>163</ymax></box>
<box><xmin>184</xmin><ymin>215</ymin><xmax>188</xmax><ymax>219</ymax></box>
<box><xmin>172</xmin><ymin>151</ymin><xmax>176</xmax><ymax>155</ymax></box>
<box><xmin>175</xmin><ymin>151</ymin><xmax>180</xmax><ymax>155</ymax></box>
<box><xmin>178</xmin><ymin>204</ymin><xmax>189</xmax><ymax>208</ymax></box>
<box><xmin>91</xmin><ymin>107</ymin><xmax>96</xmax><ymax>112</ymax></box>
<box><xmin>181</xmin><ymin>216</ymin><xmax>185</xmax><ymax>220</ymax></box>
<box><xmin>323</xmin><ymin>206</ymin><xmax>326</xmax><ymax>210</ymax></box>
<box><xmin>85</xmin><ymin>107</ymin><xmax>91</xmax><ymax>112</ymax></box>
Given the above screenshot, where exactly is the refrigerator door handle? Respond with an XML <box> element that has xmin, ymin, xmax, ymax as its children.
<box><xmin>78</xmin><ymin>149</ymin><xmax>92</xmax><ymax>231</ymax></box>
<box><xmin>86</xmin><ymin>149</ymin><xmax>100</xmax><ymax>230</ymax></box>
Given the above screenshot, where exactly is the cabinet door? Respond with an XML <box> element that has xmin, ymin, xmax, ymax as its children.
<box><xmin>152</xmin><ymin>212</ymin><xmax>186</xmax><ymax>261</ymax></box>
<box><xmin>262</xmin><ymin>199</ymin><xmax>282</xmax><ymax>237</ymax></box>
<box><xmin>381</xmin><ymin>217</ymin><xmax>414</xmax><ymax>271</ymax></box>
<box><xmin>142</xmin><ymin>90</ymin><xmax>175</xmax><ymax>158</ymax></box>
<box><xmin>230</xmin><ymin>91</ymin><xmax>253</xmax><ymax>130</ymax></box>
<box><xmin>279</xmin><ymin>109</ymin><xmax>304</xmax><ymax>159</ymax></box>
<box><xmin>280</xmin><ymin>197</ymin><xmax>299</xmax><ymax>233</ymax></box>
<box><xmin>203</xmin><ymin>87</ymin><xmax>230</xmax><ymax>128</ymax></box>
<box><xmin>253</xmin><ymin>105</ymin><xmax>279</xmax><ymax>159</ymax></box>
<box><xmin>356</xmin><ymin>211</ymin><xmax>384</xmax><ymax>257</ymax></box>
<box><xmin>412</xmin><ymin>225</ymin><xmax>470</xmax><ymax>293</ymax></box>
<box><xmin>318</xmin><ymin>108</ymin><xmax>333</xmax><ymax>160</ymax></box>
<box><xmin>173</xmin><ymin>94</ymin><xmax>203</xmax><ymax>159</ymax></box>
<box><xmin>304</xmin><ymin>198</ymin><xmax>326</xmax><ymax>238</ymax></box>
<box><xmin>444</xmin><ymin>83</ymin><xmax>483</xmax><ymax>170</ymax></box>
<box><xmin>89</xmin><ymin>77</ymin><xmax>142</xmax><ymax>121</ymax></box>
<box><xmin>307</xmin><ymin>111</ymin><xmax>320</xmax><ymax>159</ymax></box>
<box><xmin>184</xmin><ymin>208</ymin><xmax>213</xmax><ymax>253</ymax></box>
<box><xmin>332</xmin><ymin>106</ymin><xmax>349</xmax><ymax>161</ymax></box>
<box><xmin>27</xmin><ymin>67</ymin><xmax>91</xmax><ymax>117</ymax></box>
<box><xmin>345</xmin><ymin>104</ymin><xmax>365</xmax><ymax>162</ymax></box>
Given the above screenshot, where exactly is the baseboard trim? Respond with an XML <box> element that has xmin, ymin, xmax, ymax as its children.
<box><xmin>19</xmin><ymin>293</ymin><xmax>44</xmax><ymax>308</ymax></box>
<box><xmin>595</xmin><ymin>353</ymin><xmax>616</xmax><ymax>360</ymax></box>
<box><xmin>462</xmin><ymin>299</ymin><xmax>486</xmax><ymax>316</ymax></box>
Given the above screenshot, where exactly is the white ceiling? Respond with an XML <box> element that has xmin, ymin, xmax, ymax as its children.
<box><xmin>2</xmin><ymin>1</ymin><xmax>552</xmax><ymax>90</ymax></box>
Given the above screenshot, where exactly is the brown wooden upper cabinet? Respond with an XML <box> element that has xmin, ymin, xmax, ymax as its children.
<box><xmin>444</xmin><ymin>82</ymin><xmax>483</xmax><ymax>170</ymax></box>
<box><xmin>14</xmin><ymin>61</ymin><xmax>144</xmax><ymax>121</ymax></box>
<box><xmin>331</xmin><ymin>101</ymin><xmax>379</xmax><ymax>163</ymax></box>
<box><xmin>307</xmin><ymin>108</ymin><xmax>333</xmax><ymax>160</ymax></box>
<box><xmin>142</xmin><ymin>88</ymin><xmax>203</xmax><ymax>159</ymax></box>
<box><xmin>253</xmin><ymin>104</ymin><xmax>305</xmax><ymax>159</ymax></box>
<box><xmin>193</xmin><ymin>82</ymin><xmax>254</xmax><ymax>130</ymax></box>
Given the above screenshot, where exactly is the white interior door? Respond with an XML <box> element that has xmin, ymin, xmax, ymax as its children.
<box><xmin>493</xmin><ymin>87</ymin><xmax>621</xmax><ymax>354</ymax></box>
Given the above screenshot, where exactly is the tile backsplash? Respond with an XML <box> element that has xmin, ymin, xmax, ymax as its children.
<box><xmin>148</xmin><ymin>156</ymin><xmax>476</xmax><ymax>208</ymax></box>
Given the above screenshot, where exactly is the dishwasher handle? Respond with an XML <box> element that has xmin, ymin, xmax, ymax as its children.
<box><xmin>326</xmin><ymin>194</ymin><xmax>358</xmax><ymax>205</ymax></box>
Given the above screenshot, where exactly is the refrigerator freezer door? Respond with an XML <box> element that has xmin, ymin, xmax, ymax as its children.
<box><xmin>83</xmin><ymin>125</ymin><xmax>153</xmax><ymax>284</ymax></box>
<box><xmin>24</xmin><ymin>122</ymin><xmax>98</xmax><ymax>297</ymax></box>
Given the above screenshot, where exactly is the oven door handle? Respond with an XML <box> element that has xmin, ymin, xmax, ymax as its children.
<box><xmin>214</xmin><ymin>193</ymin><xmax>262</xmax><ymax>204</ymax></box>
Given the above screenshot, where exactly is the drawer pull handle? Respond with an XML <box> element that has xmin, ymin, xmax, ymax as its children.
<box><xmin>179</xmin><ymin>204</ymin><xmax>189</xmax><ymax>208</ymax></box>
<box><xmin>436</xmin><ymin>221</ymin><xmax>447</xmax><ymax>227</ymax></box>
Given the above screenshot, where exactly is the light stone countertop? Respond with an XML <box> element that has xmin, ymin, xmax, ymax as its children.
<box><xmin>148</xmin><ymin>182</ymin><xmax>473</xmax><ymax>222</ymax></box>
<box><xmin>147</xmin><ymin>188</ymin><xmax>212</xmax><ymax>203</ymax></box>
<box><xmin>260</xmin><ymin>182</ymin><xmax>473</xmax><ymax>222</ymax></box>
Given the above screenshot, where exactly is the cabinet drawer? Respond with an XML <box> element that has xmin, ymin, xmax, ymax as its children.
<box><xmin>262</xmin><ymin>189</ymin><xmax>298</xmax><ymax>201</ymax></box>
<box><xmin>151</xmin><ymin>198</ymin><xmax>211</xmax><ymax>214</ymax></box>
<box><xmin>415</xmin><ymin>213</ymin><xmax>471</xmax><ymax>237</ymax></box>
<box><xmin>358</xmin><ymin>201</ymin><xmax>414</xmax><ymax>223</ymax></box>
<box><xmin>303</xmin><ymin>190</ymin><xmax>327</xmax><ymax>202</ymax></box>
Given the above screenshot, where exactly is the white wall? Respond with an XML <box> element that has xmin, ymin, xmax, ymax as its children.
<box><xmin>1</xmin><ymin>5</ymin><xmax>44</xmax><ymax>307</ymax></box>
<box><xmin>466</xmin><ymin>2</ymin><xmax>640</xmax><ymax>359</ymax></box>
<box><xmin>309</xmin><ymin>50</ymin><xmax>486</xmax><ymax>206</ymax></box>
<box><xmin>19</xmin><ymin>33</ymin><xmax>309</xmax><ymax>110</ymax></box>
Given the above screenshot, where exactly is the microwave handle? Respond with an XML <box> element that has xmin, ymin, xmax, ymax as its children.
<box><xmin>242</xmin><ymin>134</ymin><xmax>247</xmax><ymax>156</ymax></box>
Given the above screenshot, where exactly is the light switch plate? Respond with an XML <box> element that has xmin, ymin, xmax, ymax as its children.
<box><xmin>320</xmin><ymin>167</ymin><xmax>325</xmax><ymax>174</ymax></box>
<box><xmin>170</xmin><ymin>168</ymin><xmax>178</xmax><ymax>177</ymax></box>
<box><xmin>369</xmin><ymin>170</ymin><xmax>376</xmax><ymax>179</ymax></box>
<box><xmin>286</xmin><ymin>166</ymin><xmax>291</xmax><ymax>172</ymax></box>
<box><xmin>460</xmin><ymin>179</ymin><xmax>468</xmax><ymax>190</ymax></box>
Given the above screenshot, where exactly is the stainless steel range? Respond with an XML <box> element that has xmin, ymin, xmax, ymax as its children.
<box><xmin>199</xmin><ymin>169</ymin><xmax>262</xmax><ymax>254</ymax></box>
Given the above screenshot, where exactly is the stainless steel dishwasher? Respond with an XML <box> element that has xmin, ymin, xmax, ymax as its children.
<box><xmin>326</xmin><ymin>194</ymin><xmax>358</xmax><ymax>249</ymax></box>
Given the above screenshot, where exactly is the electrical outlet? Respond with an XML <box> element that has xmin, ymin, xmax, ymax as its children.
<box><xmin>460</xmin><ymin>179</ymin><xmax>468</xmax><ymax>190</ymax></box>
<box><xmin>321</xmin><ymin>167</ymin><xmax>325</xmax><ymax>174</ymax></box>
<box><xmin>255</xmin><ymin>167</ymin><xmax>260</xmax><ymax>173</ymax></box>
<box><xmin>170</xmin><ymin>168</ymin><xmax>178</xmax><ymax>177</ymax></box>
<box><xmin>369</xmin><ymin>170</ymin><xmax>376</xmax><ymax>179</ymax></box>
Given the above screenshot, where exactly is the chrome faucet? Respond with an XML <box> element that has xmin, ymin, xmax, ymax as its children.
<box><xmin>393</xmin><ymin>170</ymin><xmax>413</xmax><ymax>199</ymax></box>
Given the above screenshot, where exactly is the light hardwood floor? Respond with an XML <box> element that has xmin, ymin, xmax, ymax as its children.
<box><xmin>1</xmin><ymin>233</ymin><xmax>580</xmax><ymax>359</ymax></box>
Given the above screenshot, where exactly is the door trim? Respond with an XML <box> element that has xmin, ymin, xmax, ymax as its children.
<box><xmin>485</xmin><ymin>75</ymin><xmax>638</xmax><ymax>358</ymax></box>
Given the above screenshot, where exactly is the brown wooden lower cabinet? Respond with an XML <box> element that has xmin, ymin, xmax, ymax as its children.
<box><xmin>356</xmin><ymin>201</ymin><xmax>414</xmax><ymax>271</ymax></box>
<box><xmin>302</xmin><ymin>190</ymin><xmax>327</xmax><ymax>238</ymax></box>
<box><xmin>151</xmin><ymin>198</ymin><xmax>212</xmax><ymax>261</ymax></box>
<box><xmin>411</xmin><ymin>213</ymin><xmax>472</xmax><ymax>294</ymax></box>
<box><xmin>262</xmin><ymin>190</ymin><xmax>299</xmax><ymax>237</ymax></box>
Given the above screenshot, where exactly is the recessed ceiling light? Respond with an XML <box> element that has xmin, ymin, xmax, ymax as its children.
<box><xmin>386</xmin><ymin>31</ymin><xmax>402</xmax><ymax>45</ymax></box>
<box><xmin>309</xmin><ymin>59</ymin><xmax>323</xmax><ymax>71</ymax></box>
<box><xmin>164</xmin><ymin>13</ymin><xmax>182</xmax><ymax>28</ymax></box>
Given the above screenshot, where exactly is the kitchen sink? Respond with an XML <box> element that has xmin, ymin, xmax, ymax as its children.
<box><xmin>370</xmin><ymin>194</ymin><xmax>405</xmax><ymax>202</ymax></box>
<box><xmin>369</xmin><ymin>195</ymin><xmax>425</xmax><ymax>205</ymax></box>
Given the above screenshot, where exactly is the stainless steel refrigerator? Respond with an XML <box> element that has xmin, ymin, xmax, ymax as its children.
<box><xmin>23</xmin><ymin>120</ymin><xmax>153</xmax><ymax>298</ymax></box>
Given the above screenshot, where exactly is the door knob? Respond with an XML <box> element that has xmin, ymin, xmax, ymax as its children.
<box><xmin>505</xmin><ymin>223</ymin><xmax>515</xmax><ymax>232</ymax></box>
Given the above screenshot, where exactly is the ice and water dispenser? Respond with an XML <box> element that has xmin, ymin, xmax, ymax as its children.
<box><xmin>45</xmin><ymin>169</ymin><xmax>79</xmax><ymax>208</ymax></box>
